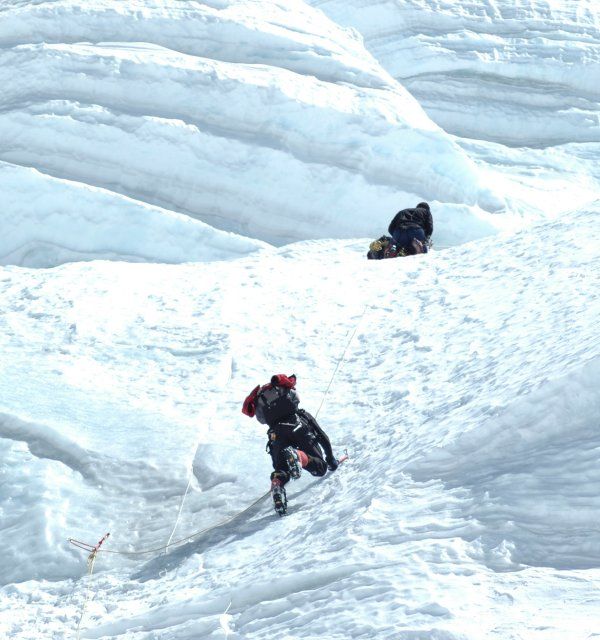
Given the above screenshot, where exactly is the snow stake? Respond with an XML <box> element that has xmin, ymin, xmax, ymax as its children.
<box><xmin>86</xmin><ymin>532</ymin><xmax>110</xmax><ymax>572</ymax></box>
<box><xmin>72</xmin><ymin>532</ymin><xmax>110</xmax><ymax>639</ymax></box>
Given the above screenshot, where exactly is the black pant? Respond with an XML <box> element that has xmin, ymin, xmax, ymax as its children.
<box><xmin>268</xmin><ymin>413</ymin><xmax>327</xmax><ymax>483</ymax></box>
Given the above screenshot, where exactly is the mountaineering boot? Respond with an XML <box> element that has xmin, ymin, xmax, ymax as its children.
<box><xmin>283</xmin><ymin>446</ymin><xmax>302</xmax><ymax>480</ymax></box>
<box><xmin>270</xmin><ymin>474</ymin><xmax>287</xmax><ymax>516</ymax></box>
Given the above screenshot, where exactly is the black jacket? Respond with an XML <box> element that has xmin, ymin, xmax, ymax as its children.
<box><xmin>298</xmin><ymin>409</ymin><xmax>334</xmax><ymax>461</ymax></box>
<box><xmin>266</xmin><ymin>409</ymin><xmax>335</xmax><ymax>463</ymax></box>
<box><xmin>388</xmin><ymin>206</ymin><xmax>433</xmax><ymax>239</ymax></box>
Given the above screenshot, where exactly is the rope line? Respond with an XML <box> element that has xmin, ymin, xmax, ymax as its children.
<box><xmin>163</xmin><ymin>369</ymin><xmax>235</xmax><ymax>552</ymax></box>
<box><xmin>164</xmin><ymin>371</ymin><xmax>232</xmax><ymax>551</ymax></box>
<box><xmin>69</xmin><ymin>307</ymin><xmax>367</xmax><ymax>561</ymax></box>
<box><xmin>314</xmin><ymin>304</ymin><xmax>369</xmax><ymax>419</ymax></box>
<box><xmin>68</xmin><ymin>491</ymin><xmax>269</xmax><ymax>557</ymax></box>
<box><xmin>164</xmin><ymin>465</ymin><xmax>194</xmax><ymax>551</ymax></box>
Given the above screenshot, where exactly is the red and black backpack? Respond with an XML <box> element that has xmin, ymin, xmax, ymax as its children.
<box><xmin>242</xmin><ymin>374</ymin><xmax>299</xmax><ymax>425</ymax></box>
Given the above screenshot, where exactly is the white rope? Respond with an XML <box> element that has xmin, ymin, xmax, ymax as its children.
<box><xmin>69</xmin><ymin>311</ymin><xmax>366</xmax><ymax>565</ymax></box>
<box><xmin>69</xmin><ymin>491</ymin><xmax>269</xmax><ymax>558</ymax></box>
<box><xmin>314</xmin><ymin>305</ymin><xmax>369</xmax><ymax>419</ymax></box>
<box><xmin>164</xmin><ymin>466</ymin><xmax>194</xmax><ymax>552</ymax></box>
<box><xmin>165</xmin><ymin>363</ymin><xmax>234</xmax><ymax>551</ymax></box>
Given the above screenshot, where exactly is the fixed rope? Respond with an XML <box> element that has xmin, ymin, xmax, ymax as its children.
<box><xmin>314</xmin><ymin>304</ymin><xmax>369</xmax><ymax>419</ymax></box>
<box><xmin>164</xmin><ymin>471</ymin><xmax>194</xmax><ymax>551</ymax></box>
<box><xmin>71</xmin><ymin>307</ymin><xmax>366</xmax><ymax>560</ymax></box>
<box><xmin>68</xmin><ymin>489</ymin><xmax>269</xmax><ymax>558</ymax></box>
<box><xmin>70</xmin><ymin>306</ymin><xmax>366</xmax><ymax>559</ymax></box>
<box><xmin>68</xmin><ymin>286</ymin><xmax>364</xmax><ymax>640</ymax></box>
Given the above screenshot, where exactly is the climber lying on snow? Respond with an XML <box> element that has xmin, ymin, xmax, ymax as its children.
<box><xmin>242</xmin><ymin>373</ymin><xmax>338</xmax><ymax>516</ymax></box>
<box><xmin>367</xmin><ymin>201</ymin><xmax>433</xmax><ymax>259</ymax></box>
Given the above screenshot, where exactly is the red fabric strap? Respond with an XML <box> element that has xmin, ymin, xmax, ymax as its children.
<box><xmin>270</xmin><ymin>374</ymin><xmax>296</xmax><ymax>389</ymax></box>
<box><xmin>242</xmin><ymin>385</ymin><xmax>260</xmax><ymax>417</ymax></box>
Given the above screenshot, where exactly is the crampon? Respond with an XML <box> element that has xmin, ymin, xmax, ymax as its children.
<box><xmin>283</xmin><ymin>446</ymin><xmax>302</xmax><ymax>480</ymax></box>
<box><xmin>271</xmin><ymin>480</ymin><xmax>287</xmax><ymax>516</ymax></box>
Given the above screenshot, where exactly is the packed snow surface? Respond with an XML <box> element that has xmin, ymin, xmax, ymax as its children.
<box><xmin>310</xmin><ymin>0</ymin><xmax>600</xmax><ymax>146</ymax></box>
<box><xmin>1</xmin><ymin>208</ymin><xmax>599</xmax><ymax>638</ymax></box>
<box><xmin>1</xmin><ymin>0</ymin><xmax>599</xmax><ymax>639</ymax></box>
<box><xmin>0</xmin><ymin>162</ymin><xmax>270</xmax><ymax>266</ymax></box>
<box><xmin>0</xmin><ymin>0</ymin><xmax>517</xmax><ymax>264</ymax></box>
<box><xmin>1</xmin><ymin>0</ymin><xmax>598</xmax><ymax>266</ymax></box>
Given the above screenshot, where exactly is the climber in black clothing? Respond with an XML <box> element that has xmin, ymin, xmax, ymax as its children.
<box><xmin>242</xmin><ymin>373</ymin><xmax>338</xmax><ymax>515</ymax></box>
<box><xmin>388</xmin><ymin>201</ymin><xmax>433</xmax><ymax>255</ymax></box>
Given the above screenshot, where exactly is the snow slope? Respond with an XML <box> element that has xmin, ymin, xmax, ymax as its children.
<box><xmin>0</xmin><ymin>0</ymin><xmax>512</xmax><ymax>266</ymax></box>
<box><xmin>2</xmin><ymin>0</ymin><xmax>598</xmax><ymax>268</ymax></box>
<box><xmin>0</xmin><ymin>162</ymin><xmax>270</xmax><ymax>267</ymax></box>
<box><xmin>310</xmin><ymin>0</ymin><xmax>600</xmax><ymax>146</ymax></box>
<box><xmin>1</xmin><ymin>203</ymin><xmax>599</xmax><ymax>638</ymax></box>
<box><xmin>1</xmin><ymin>0</ymin><xmax>599</xmax><ymax>638</ymax></box>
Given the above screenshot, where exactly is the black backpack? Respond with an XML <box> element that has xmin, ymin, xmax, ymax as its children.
<box><xmin>255</xmin><ymin>385</ymin><xmax>299</xmax><ymax>425</ymax></box>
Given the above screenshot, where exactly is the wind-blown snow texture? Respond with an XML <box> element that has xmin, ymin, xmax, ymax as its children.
<box><xmin>0</xmin><ymin>1</ymin><xmax>599</xmax><ymax>639</ymax></box>
<box><xmin>310</xmin><ymin>0</ymin><xmax>600</xmax><ymax>146</ymax></box>
<box><xmin>0</xmin><ymin>0</ymin><xmax>548</xmax><ymax>267</ymax></box>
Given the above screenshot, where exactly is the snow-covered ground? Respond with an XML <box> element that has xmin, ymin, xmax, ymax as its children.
<box><xmin>0</xmin><ymin>0</ymin><xmax>514</xmax><ymax>261</ymax></box>
<box><xmin>309</xmin><ymin>0</ymin><xmax>600</xmax><ymax>146</ymax></box>
<box><xmin>0</xmin><ymin>162</ymin><xmax>270</xmax><ymax>266</ymax></box>
<box><xmin>1</xmin><ymin>208</ymin><xmax>599</xmax><ymax>638</ymax></box>
<box><xmin>0</xmin><ymin>0</ymin><xmax>599</xmax><ymax>638</ymax></box>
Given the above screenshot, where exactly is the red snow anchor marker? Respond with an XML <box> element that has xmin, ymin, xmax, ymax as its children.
<box><xmin>91</xmin><ymin>532</ymin><xmax>110</xmax><ymax>552</ymax></box>
<box><xmin>87</xmin><ymin>532</ymin><xmax>110</xmax><ymax>570</ymax></box>
<box><xmin>70</xmin><ymin>532</ymin><xmax>110</xmax><ymax>638</ymax></box>
<box><xmin>69</xmin><ymin>532</ymin><xmax>110</xmax><ymax>569</ymax></box>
